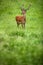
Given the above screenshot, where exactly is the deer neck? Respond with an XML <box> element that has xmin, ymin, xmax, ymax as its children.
<box><xmin>23</xmin><ymin>14</ymin><xmax>26</xmax><ymax>18</ymax></box>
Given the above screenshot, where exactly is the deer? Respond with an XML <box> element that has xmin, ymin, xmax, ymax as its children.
<box><xmin>16</xmin><ymin>3</ymin><xmax>32</xmax><ymax>28</ymax></box>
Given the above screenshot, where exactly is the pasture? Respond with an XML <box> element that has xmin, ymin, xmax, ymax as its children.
<box><xmin>0</xmin><ymin>0</ymin><xmax>43</xmax><ymax>65</ymax></box>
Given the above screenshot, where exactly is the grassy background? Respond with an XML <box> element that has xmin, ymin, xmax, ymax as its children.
<box><xmin>0</xmin><ymin>0</ymin><xmax>43</xmax><ymax>65</ymax></box>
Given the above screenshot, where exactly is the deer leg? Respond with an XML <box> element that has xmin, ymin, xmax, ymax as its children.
<box><xmin>22</xmin><ymin>23</ymin><xmax>23</xmax><ymax>28</ymax></box>
<box><xmin>23</xmin><ymin>23</ymin><xmax>25</xmax><ymax>28</ymax></box>
<box><xmin>22</xmin><ymin>23</ymin><xmax>25</xmax><ymax>28</ymax></box>
<box><xmin>17</xmin><ymin>22</ymin><xmax>19</xmax><ymax>27</ymax></box>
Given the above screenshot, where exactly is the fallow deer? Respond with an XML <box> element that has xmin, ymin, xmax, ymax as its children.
<box><xmin>16</xmin><ymin>3</ymin><xmax>32</xmax><ymax>28</ymax></box>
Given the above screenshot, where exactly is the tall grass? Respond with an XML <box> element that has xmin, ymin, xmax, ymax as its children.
<box><xmin>0</xmin><ymin>0</ymin><xmax>43</xmax><ymax>65</ymax></box>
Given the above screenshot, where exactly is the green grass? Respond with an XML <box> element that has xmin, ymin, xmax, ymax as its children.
<box><xmin>0</xmin><ymin>0</ymin><xmax>43</xmax><ymax>65</ymax></box>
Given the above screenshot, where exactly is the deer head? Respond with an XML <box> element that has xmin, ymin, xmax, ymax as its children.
<box><xmin>20</xmin><ymin>3</ymin><xmax>32</xmax><ymax>15</ymax></box>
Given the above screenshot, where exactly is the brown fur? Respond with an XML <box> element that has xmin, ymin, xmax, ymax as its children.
<box><xmin>16</xmin><ymin>16</ymin><xmax>26</xmax><ymax>28</ymax></box>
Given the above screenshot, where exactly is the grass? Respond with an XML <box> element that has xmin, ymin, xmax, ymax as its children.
<box><xmin>0</xmin><ymin>0</ymin><xmax>43</xmax><ymax>65</ymax></box>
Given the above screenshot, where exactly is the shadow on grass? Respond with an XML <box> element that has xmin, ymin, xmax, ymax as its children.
<box><xmin>9</xmin><ymin>31</ymin><xmax>25</xmax><ymax>37</ymax></box>
<box><xmin>0</xmin><ymin>37</ymin><xmax>5</xmax><ymax>42</ymax></box>
<box><xmin>29</xmin><ymin>33</ymin><xmax>38</xmax><ymax>38</ymax></box>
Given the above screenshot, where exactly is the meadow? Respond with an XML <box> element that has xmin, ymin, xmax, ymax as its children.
<box><xmin>0</xmin><ymin>0</ymin><xmax>43</xmax><ymax>65</ymax></box>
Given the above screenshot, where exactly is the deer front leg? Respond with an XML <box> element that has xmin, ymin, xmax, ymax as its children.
<box><xmin>17</xmin><ymin>22</ymin><xmax>19</xmax><ymax>28</ymax></box>
<box><xmin>22</xmin><ymin>23</ymin><xmax>25</xmax><ymax>28</ymax></box>
<box><xmin>23</xmin><ymin>23</ymin><xmax>25</xmax><ymax>28</ymax></box>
